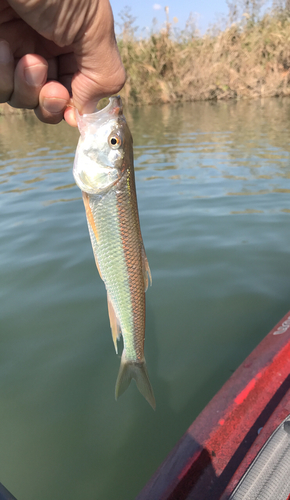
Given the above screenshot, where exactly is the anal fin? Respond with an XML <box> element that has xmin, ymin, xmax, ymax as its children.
<box><xmin>107</xmin><ymin>293</ymin><xmax>121</xmax><ymax>354</ymax></box>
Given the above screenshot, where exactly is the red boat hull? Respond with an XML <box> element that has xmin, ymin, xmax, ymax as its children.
<box><xmin>137</xmin><ymin>312</ymin><xmax>290</xmax><ymax>500</ymax></box>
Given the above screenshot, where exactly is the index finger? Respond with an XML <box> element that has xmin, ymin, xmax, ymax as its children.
<box><xmin>0</xmin><ymin>40</ymin><xmax>14</xmax><ymax>102</ymax></box>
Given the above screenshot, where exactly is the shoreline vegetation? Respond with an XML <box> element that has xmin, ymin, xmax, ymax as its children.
<box><xmin>118</xmin><ymin>0</ymin><xmax>290</xmax><ymax>105</ymax></box>
<box><xmin>2</xmin><ymin>0</ymin><xmax>290</xmax><ymax>115</ymax></box>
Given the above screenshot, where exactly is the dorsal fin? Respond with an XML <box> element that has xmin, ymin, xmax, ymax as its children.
<box><xmin>142</xmin><ymin>246</ymin><xmax>152</xmax><ymax>292</ymax></box>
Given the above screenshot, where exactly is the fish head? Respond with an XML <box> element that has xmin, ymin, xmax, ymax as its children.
<box><xmin>73</xmin><ymin>97</ymin><xmax>132</xmax><ymax>195</ymax></box>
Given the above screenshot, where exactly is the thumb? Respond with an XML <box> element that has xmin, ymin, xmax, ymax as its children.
<box><xmin>71</xmin><ymin>0</ymin><xmax>126</xmax><ymax>114</ymax></box>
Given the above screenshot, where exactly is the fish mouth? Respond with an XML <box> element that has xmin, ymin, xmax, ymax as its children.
<box><xmin>77</xmin><ymin>96</ymin><xmax>123</xmax><ymax>135</ymax></box>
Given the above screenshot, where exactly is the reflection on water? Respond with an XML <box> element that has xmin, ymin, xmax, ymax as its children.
<box><xmin>126</xmin><ymin>99</ymin><xmax>290</xmax><ymax>209</ymax></box>
<box><xmin>1</xmin><ymin>99</ymin><xmax>290</xmax><ymax>500</ymax></box>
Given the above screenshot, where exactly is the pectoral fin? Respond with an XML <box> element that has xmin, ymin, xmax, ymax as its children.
<box><xmin>142</xmin><ymin>247</ymin><xmax>152</xmax><ymax>292</ymax></box>
<box><xmin>82</xmin><ymin>192</ymin><xmax>103</xmax><ymax>280</ymax></box>
<box><xmin>82</xmin><ymin>192</ymin><xmax>99</xmax><ymax>242</ymax></box>
<box><xmin>107</xmin><ymin>293</ymin><xmax>121</xmax><ymax>354</ymax></box>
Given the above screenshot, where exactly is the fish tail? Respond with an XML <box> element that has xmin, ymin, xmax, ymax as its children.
<box><xmin>115</xmin><ymin>353</ymin><xmax>156</xmax><ymax>410</ymax></box>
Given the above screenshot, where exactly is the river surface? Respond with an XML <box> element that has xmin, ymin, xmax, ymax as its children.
<box><xmin>1</xmin><ymin>98</ymin><xmax>290</xmax><ymax>500</ymax></box>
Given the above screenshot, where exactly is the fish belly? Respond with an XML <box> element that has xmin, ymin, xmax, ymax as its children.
<box><xmin>85</xmin><ymin>179</ymin><xmax>145</xmax><ymax>363</ymax></box>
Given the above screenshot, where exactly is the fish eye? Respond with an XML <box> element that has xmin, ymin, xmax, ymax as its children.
<box><xmin>108</xmin><ymin>133</ymin><xmax>122</xmax><ymax>150</ymax></box>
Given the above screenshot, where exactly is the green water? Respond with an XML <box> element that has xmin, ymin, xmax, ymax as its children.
<box><xmin>1</xmin><ymin>98</ymin><xmax>290</xmax><ymax>500</ymax></box>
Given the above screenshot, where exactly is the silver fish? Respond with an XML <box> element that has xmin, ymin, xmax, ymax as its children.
<box><xmin>73</xmin><ymin>97</ymin><xmax>155</xmax><ymax>408</ymax></box>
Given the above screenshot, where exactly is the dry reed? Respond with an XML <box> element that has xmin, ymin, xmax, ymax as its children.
<box><xmin>117</xmin><ymin>2</ymin><xmax>290</xmax><ymax>105</ymax></box>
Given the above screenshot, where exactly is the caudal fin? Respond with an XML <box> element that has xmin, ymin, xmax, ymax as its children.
<box><xmin>115</xmin><ymin>354</ymin><xmax>156</xmax><ymax>409</ymax></box>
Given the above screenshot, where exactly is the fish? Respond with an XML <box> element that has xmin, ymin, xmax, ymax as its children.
<box><xmin>73</xmin><ymin>96</ymin><xmax>155</xmax><ymax>409</ymax></box>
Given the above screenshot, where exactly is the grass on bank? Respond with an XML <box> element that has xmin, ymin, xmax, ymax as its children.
<box><xmin>117</xmin><ymin>1</ymin><xmax>290</xmax><ymax>105</ymax></box>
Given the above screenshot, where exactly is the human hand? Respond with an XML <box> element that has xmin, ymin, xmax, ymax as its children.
<box><xmin>0</xmin><ymin>0</ymin><xmax>126</xmax><ymax>126</ymax></box>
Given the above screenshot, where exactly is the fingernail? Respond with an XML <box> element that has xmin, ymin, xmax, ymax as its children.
<box><xmin>24</xmin><ymin>64</ymin><xmax>47</xmax><ymax>86</ymax></box>
<box><xmin>43</xmin><ymin>98</ymin><xmax>67</xmax><ymax>113</ymax></box>
<box><xmin>0</xmin><ymin>40</ymin><xmax>12</xmax><ymax>65</ymax></box>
